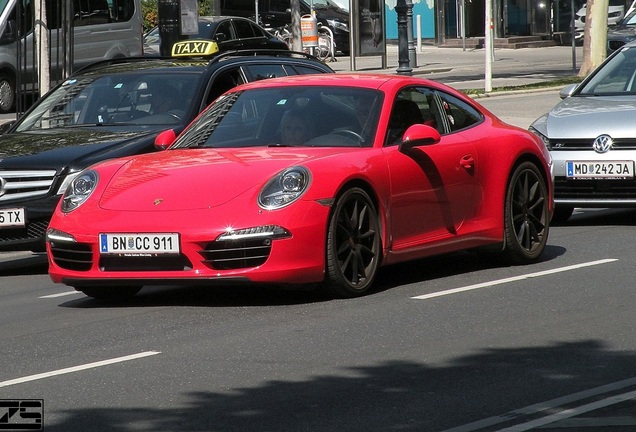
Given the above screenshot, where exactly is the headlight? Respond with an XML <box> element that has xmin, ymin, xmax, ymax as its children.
<box><xmin>327</xmin><ymin>19</ymin><xmax>349</xmax><ymax>32</ymax></box>
<box><xmin>528</xmin><ymin>126</ymin><xmax>551</xmax><ymax>151</ymax></box>
<box><xmin>56</xmin><ymin>171</ymin><xmax>81</xmax><ymax>195</ymax></box>
<box><xmin>258</xmin><ymin>167</ymin><xmax>310</xmax><ymax>210</ymax></box>
<box><xmin>61</xmin><ymin>170</ymin><xmax>99</xmax><ymax>213</ymax></box>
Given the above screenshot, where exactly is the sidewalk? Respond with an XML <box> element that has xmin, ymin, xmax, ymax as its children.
<box><xmin>324</xmin><ymin>43</ymin><xmax>583</xmax><ymax>90</ymax></box>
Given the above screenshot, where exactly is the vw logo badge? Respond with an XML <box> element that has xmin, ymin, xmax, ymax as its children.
<box><xmin>592</xmin><ymin>134</ymin><xmax>613</xmax><ymax>153</ymax></box>
<box><xmin>0</xmin><ymin>176</ymin><xmax>5</xmax><ymax>198</ymax></box>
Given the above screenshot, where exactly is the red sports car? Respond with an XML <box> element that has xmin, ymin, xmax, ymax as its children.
<box><xmin>46</xmin><ymin>74</ymin><xmax>554</xmax><ymax>299</ymax></box>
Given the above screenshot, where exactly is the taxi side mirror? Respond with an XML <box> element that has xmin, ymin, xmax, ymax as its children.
<box><xmin>154</xmin><ymin>129</ymin><xmax>177</xmax><ymax>150</ymax></box>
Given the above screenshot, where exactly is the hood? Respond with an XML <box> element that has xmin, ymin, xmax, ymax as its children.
<box><xmin>540</xmin><ymin>95</ymin><xmax>636</xmax><ymax>139</ymax></box>
<box><xmin>0</xmin><ymin>128</ymin><xmax>159</xmax><ymax>171</ymax></box>
<box><xmin>99</xmin><ymin>147</ymin><xmax>348</xmax><ymax>211</ymax></box>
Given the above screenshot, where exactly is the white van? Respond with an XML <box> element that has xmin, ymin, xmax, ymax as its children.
<box><xmin>0</xmin><ymin>0</ymin><xmax>143</xmax><ymax>113</ymax></box>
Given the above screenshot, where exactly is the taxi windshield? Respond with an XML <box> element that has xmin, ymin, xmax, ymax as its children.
<box><xmin>16</xmin><ymin>72</ymin><xmax>199</xmax><ymax>132</ymax></box>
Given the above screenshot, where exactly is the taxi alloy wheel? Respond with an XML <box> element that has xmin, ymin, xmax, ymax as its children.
<box><xmin>503</xmin><ymin>161</ymin><xmax>549</xmax><ymax>263</ymax></box>
<box><xmin>324</xmin><ymin>187</ymin><xmax>380</xmax><ymax>298</ymax></box>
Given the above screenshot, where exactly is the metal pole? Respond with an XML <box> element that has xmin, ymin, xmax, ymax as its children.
<box><xmin>396</xmin><ymin>0</ymin><xmax>412</xmax><ymax>74</ymax></box>
<box><xmin>485</xmin><ymin>0</ymin><xmax>493</xmax><ymax>92</ymax></box>
<box><xmin>406</xmin><ymin>0</ymin><xmax>417</xmax><ymax>67</ymax></box>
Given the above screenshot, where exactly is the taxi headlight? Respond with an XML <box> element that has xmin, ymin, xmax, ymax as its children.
<box><xmin>258</xmin><ymin>167</ymin><xmax>310</xmax><ymax>210</ymax></box>
<box><xmin>61</xmin><ymin>170</ymin><xmax>98</xmax><ymax>213</ymax></box>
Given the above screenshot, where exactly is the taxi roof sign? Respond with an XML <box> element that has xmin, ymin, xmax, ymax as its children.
<box><xmin>171</xmin><ymin>40</ymin><xmax>220</xmax><ymax>57</ymax></box>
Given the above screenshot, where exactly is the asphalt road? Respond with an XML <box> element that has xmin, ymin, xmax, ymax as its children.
<box><xmin>1</xmin><ymin>208</ymin><xmax>635</xmax><ymax>431</ymax></box>
<box><xmin>3</xmin><ymin>90</ymin><xmax>636</xmax><ymax>431</ymax></box>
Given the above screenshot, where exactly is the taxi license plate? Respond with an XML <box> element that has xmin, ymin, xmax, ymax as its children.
<box><xmin>99</xmin><ymin>233</ymin><xmax>180</xmax><ymax>255</ymax></box>
<box><xmin>566</xmin><ymin>161</ymin><xmax>634</xmax><ymax>179</ymax></box>
<box><xmin>0</xmin><ymin>208</ymin><xmax>25</xmax><ymax>228</ymax></box>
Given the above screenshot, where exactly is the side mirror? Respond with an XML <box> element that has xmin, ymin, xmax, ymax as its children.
<box><xmin>559</xmin><ymin>83</ymin><xmax>578</xmax><ymax>99</ymax></box>
<box><xmin>154</xmin><ymin>129</ymin><xmax>177</xmax><ymax>150</ymax></box>
<box><xmin>214</xmin><ymin>33</ymin><xmax>227</xmax><ymax>43</ymax></box>
<box><xmin>0</xmin><ymin>120</ymin><xmax>15</xmax><ymax>135</ymax></box>
<box><xmin>398</xmin><ymin>124</ymin><xmax>441</xmax><ymax>153</ymax></box>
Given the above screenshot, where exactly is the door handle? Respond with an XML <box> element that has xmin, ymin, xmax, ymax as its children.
<box><xmin>460</xmin><ymin>155</ymin><xmax>474</xmax><ymax>169</ymax></box>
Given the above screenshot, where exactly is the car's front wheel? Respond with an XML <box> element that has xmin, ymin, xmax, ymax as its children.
<box><xmin>77</xmin><ymin>286</ymin><xmax>142</xmax><ymax>299</ymax></box>
<box><xmin>503</xmin><ymin>161</ymin><xmax>549</xmax><ymax>263</ymax></box>
<box><xmin>323</xmin><ymin>187</ymin><xmax>380</xmax><ymax>298</ymax></box>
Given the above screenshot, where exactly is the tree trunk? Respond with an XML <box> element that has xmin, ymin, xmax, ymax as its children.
<box><xmin>579</xmin><ymin>0</ymin><xmax>609</xmax><ymax>77</ymax></box>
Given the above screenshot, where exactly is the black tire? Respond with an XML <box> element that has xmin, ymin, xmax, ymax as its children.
<box><xmin>552</xmin><ymin>205</ymin><xmax>574</xmax><ymax>223</ymax></box>
<box><xmin>502</xmin><ymin>161</ymin><xmax>550</xmax><ymax>263</ymax></box>
<box><xmin>0</xmin><ymin>73</ymin><xmax>15</xmax><ymax>114</ymax></box>
<box><xmin>323</xmin><ymin>187</ymin><xmax>381</xmax><ymax>298</ymax></box>
<box><xmin>77</xmin><ymin>286</ymin><xmax>142</xmax><ymax>299</ymax></box>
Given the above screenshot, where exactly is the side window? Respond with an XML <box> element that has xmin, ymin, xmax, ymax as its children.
<box><xmin>74</xmin><ymin>0</ymin><xmax>134</xmax><ymax>26</ymax></box>
<box><xmin>244</xmin><ymin>64</ymin><xmax>287</xmax><ymax>80</ymax></box>
<box><xmin>385</xmin><ymin>87</ymin><xmax>439</xmax><ymax>146</ymax></box>
<box><xmin>233</xmin><ymin>19</ymin><xmax>256</xmax><ymax>39</ymax></box>
<box><xmin>206</xmin><ymin>68</ymin><xmax>244</xmax><ymax>105</ymax></box>
<box><xmin>215</xmin><ymin>21</ymin><xmax>233</xmax><ymax>42</ymax></box>
<box><xmin>435</xmin><ymin>91</ymin><xmax>482</xmax><ymax>132</ymax></box>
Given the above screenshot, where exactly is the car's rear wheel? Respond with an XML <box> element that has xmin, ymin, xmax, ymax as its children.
<box><xmin>323</xmin><ymin>187</ymin><xmax>380</xmax><ymax>298</ymax></box>
<box><xmin>77</xmin><ymin>286</ymin><xmax>142</xmax><ymax>299</ymax></box>
<box><xmin>0</xmin><ymin>73</ymin><xmax>15</xmax><ymax>113</ymax></box>
<box><xmin>503</xmin><ymin>161</ymin><xmax>549</xmax><ymax>263</ymax></box>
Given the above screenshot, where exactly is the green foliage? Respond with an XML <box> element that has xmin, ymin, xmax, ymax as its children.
<box><xmin>140</xmin><ymin>0</ymin><xmax>215</xmax><ymax>33</ymax></box>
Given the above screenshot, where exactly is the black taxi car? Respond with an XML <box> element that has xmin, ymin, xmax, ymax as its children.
<box><xmin>0</xmin><ymin>41</ymin><xmax>334</xmax><ymax>252</ymax></box>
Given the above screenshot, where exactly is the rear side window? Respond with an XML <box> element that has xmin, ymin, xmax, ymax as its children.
<box><xmin>435</xmin><ymin>91</ymin><xmax>482</xmax><ymax>132</ymax></box>
<box><xmin>233</xmin><ymin>19</ymin><xmax>257</xmax><ymax>38</ymax></box>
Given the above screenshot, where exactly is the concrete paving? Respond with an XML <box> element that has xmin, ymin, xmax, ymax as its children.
<box><xmin>325</xmin><ymin>43</ymin><xmax>584</xmax><ymax>90</ymax></box>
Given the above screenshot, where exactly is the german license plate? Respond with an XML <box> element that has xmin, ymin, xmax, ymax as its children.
<box><xmin>99</xmin><ymin>233</ymin><xmax>180</xmax><ymax>255</ymax></box>
<box><xmin>0</xmin><ymin>208</ymin><xmax>25</xmax><ymax>228</ymax></box>
<box><xmin>566</xmin><ymin>161</ymin><xmax>634</xmax><ymax>179</ymax></box>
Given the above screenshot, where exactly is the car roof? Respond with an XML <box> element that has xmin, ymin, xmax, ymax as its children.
<box><xmin>72</xmin><ymin>51</ymin><xmax>333</xmax><ymax>77</ymax></box>
<box><xmin>233</xmin><ymin>73</ymin><xmax>445</xmax><ymax>92</ymax></box>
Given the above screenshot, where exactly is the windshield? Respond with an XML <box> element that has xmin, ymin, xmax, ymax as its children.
<box><xmin>16</xmin><ymin>71</ymin><xmax>199</xmax><ymax>132</ymax></box>
<box><xmin>170</xmin><ymin>86</ymin><xmax>383</xmax><ymax>149</ymax></box>
<box><xmin>577</xmin><ymin>46</ymin><xmax>636</xmax><ymax>95</ymax></box>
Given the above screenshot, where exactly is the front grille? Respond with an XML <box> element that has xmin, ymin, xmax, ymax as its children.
<box><xmin>99</xmin><ymin>255</ymin><xmax>192</xmax><ymax>272</ymax></box>
<box><xmin>0</xmin><ymin>170</ymin><xmax>57</xmax><ymax>202</ymax></box>
<box><xmin>555</xmin><ymin>177</ymin><xmax>636</xmax><ymax>199</ymax></box>
<box><xmin>0</xmin><ymin>219</ymin><xmax>49</xmax><ymax>243</ymax></box>
<box><xmin>200</xmin><ymin>238</ymin><xmax>271</xmax><ymax>270</ymax></box>
<box><xmin>49</xmin><ymin>242</ymin><xmax>93</xmax><ymax>271</ymax></box>
<box><xmin>549</xmin><ymin>138</ymin><xmax>636</xmax><ymax>151</ymax></box>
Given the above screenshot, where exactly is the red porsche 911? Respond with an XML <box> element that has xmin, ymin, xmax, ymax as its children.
<box><xmin>46</xmin><ymin>74</ymin><xmax>553</xmax><ymax>299</ymax></box>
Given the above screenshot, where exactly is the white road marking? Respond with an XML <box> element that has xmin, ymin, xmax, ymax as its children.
<box><xmin>0</xmin><ymin>351</ymin><xmax>161</xmax><ymax>388</ymax></box>
<box><xmin>39</xmin><ymin>291</ymin><xmax>82</xmax><ymax>298</ymax></box>
<box><xmin>441</xmin><ymin>376</ymin><xmax>636</xmax><ymax>432</ymax></box>
<box><xmin>411</xmin><ymin>259</ymin><xmax>618</xmax><ymax>300</ymax></box>
<box><xmin>495</xmin><ymin>389</ymin><xmax>636</xmax><ymax>431</ymax></box>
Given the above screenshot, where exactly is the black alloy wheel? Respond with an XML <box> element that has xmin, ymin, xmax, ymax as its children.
<box><xmin>503</xmin><ymin>161</ymin><xmax>550</xmax><ymax>263</ymax></box>
<box><xmin>324</xmin><ymin>187</ymin><xmax>380</xmax><ymax>298</ymax></box>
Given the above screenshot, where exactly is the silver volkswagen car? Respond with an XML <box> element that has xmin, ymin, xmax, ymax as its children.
<box><xmin>530</xmin><ymin>40</ymin><xmax>636</xmax><ymax>222</ymax></box>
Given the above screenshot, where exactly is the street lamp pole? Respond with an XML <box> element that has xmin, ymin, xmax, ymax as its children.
<box><xmin>395</xmin><ymin>0</ymin><xmax>413</xmax><ymax>75</ymax></box>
